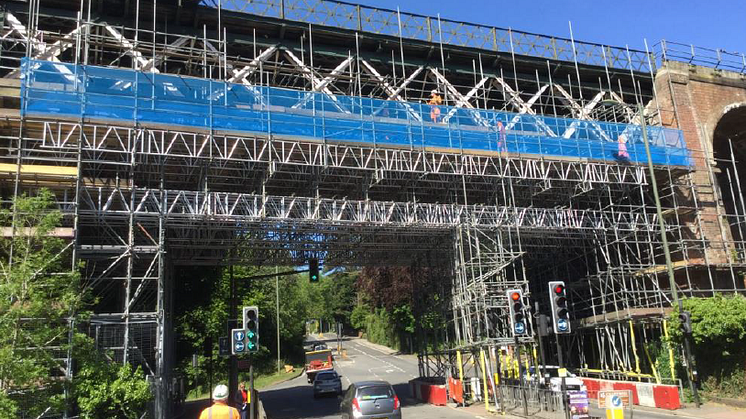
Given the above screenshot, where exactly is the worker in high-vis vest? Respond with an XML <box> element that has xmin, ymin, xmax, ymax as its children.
<box><xmin>199</xmin><ymin>384</ymin><xmax>240</xmax><ymax>419</ymax></box>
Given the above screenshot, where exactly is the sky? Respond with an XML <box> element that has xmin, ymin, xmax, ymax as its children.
<box><xmin>356</xmin><ymin>0</ymin><xmax>745</xmax><ymax>55</ymax></box>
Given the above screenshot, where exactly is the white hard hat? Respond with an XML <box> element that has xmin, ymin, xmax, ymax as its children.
<box><xmin>431</xmin><ymin>89</ymin><xmax>438</xmax><ymax>95</ymax></box>
<box><xmin>213</xmin><ymin>384</ymin><xmax>229</xmax><ymax>400</ymax></box>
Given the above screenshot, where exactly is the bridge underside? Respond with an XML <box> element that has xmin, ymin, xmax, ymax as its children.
<box><xmin>1</xmin><ymin>1</ymin><xmax>745</xmax><ymax>417</ymax></box>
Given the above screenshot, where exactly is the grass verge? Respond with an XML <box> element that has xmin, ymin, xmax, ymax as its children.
<box><xmin>186</xmin><ymin>365</ymin><xmax>304</xmax><ymax>401</ymax></box>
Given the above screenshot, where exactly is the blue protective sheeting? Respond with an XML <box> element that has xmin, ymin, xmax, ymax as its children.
<box><xmin>21</xmin><ymin>59</ymin><xmax>691</xmax><ymax>166</ymax></box>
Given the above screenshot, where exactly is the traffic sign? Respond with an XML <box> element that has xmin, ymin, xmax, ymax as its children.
<box><xmin>557</xmin><ymin>318</ymin><xmax>569</xmax><ymax>332</ymax></box>
<box><xmin>514</xmin><ymin>322</ymin><xmax>526</xmax><ymax>334</ymax></box>
<box><xmin>597</xmin><ymin>390</ymin><xmax>631</xmax><ymax>409</ymax></box>
<box><xmin>218</xmin><ymin>336</ymin><xmax>230</xmax><ymax>356</ymax></box>
<box><xmin>231</xmin><ymin>327</ymin><xmax>248</xmax><ymax>355</ymax></box>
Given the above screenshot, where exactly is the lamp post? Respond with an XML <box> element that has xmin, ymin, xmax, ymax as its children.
<box><xmin>637</xmin><ymin>104</ymin><xmax>700</xmax><ymax>407</ymax></box>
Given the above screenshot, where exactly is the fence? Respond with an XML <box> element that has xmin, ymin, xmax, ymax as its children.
<box><xmin>22</xmin><ymin>59</ymin><xmax>690</xmax><ymax>166</ymax></box>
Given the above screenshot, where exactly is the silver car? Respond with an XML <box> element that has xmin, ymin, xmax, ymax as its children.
<box><xmin>313</xmin><ymin>370</ymin><xmax>343</xmax><ymax>398</ymax></box>
<box><xmin>340</xmin><ymin>381</ymin><xmax>401</xmax><ymax>419</ymax></box>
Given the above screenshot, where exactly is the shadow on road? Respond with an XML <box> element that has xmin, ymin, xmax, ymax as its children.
<box><xmin>260</xmin><ymin>381</ymin><xmax>427</xmax><ymax>419</ymax></box>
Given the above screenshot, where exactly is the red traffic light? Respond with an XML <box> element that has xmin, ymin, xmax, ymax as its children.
<box><xmin>554</xmin><ymin>284</ymin><xmax>565</xmax><ymax>294</ymax></box>
<box><xmin>510</xmin><ymin>292</ymin><xmax>521</xmax><ymax>301</ymax></box>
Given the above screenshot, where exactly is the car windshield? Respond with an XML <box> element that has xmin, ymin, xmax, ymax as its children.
<box><xmin>357</xmin><ymin>385</ymin><xmax>393</xmax><ymax>400</ymax></box>
<box><xmin>316</xmin><ymin>372</ymin><xmax>336</xmax><ymax>380</ymax></box>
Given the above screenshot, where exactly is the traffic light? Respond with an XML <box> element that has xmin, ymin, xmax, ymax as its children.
<box><xmin>679</xmin><ymin>311</ymin><xmax>693</xmax><ymax>334</ymax></box>
<box><xmin>506</xmin><ymin>289</ymin><xmax>528</xmax><ymax>336</ymax></box>
<box><xmin>548</xmin><ymin>281</ymin><xmax>571</xmax><ymax>334</ymax></box>
<box><xmin>243</xmin><ymin>306</ymin><xmax>259</xmax><ymax>353</ymax></box>
<box><xmin>309</xmin><ymin>258</ymin><xmax>320</xmax><ymax>283</ymax></box>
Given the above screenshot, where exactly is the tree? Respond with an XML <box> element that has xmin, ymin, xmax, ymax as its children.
<box><xmin>668</xmin><ymin>295</ymin><xmax>746</xmax><ymax>398</ymax></box>
<box><xmin>71</xmin><ymin>337</ymin><xmax>152</xmax><ymax>418</ymax></box>
<box><xmin>0</xmin><ymin>190</ymin><xmax>83</xmax><ymax>416</ymax></box>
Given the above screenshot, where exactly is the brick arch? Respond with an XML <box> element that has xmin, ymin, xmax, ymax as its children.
<box><xmin>712</xmin><ymin>103</ymin><xmax>746</xmax><ymax>248</ymax></box>
<box><xmin>708</xmin><ymin>102</ymin><xmax>746</xmax><ymax>156</ymax></box>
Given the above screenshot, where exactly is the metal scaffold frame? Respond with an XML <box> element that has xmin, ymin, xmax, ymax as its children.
<box><xmin>1</xmin><ymin>1</ymin><xmax>745</xmax><ymax>416</ymax></box>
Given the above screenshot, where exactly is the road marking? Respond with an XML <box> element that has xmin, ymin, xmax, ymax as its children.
<box><xmin>351</xmin><ymin>343</ymin><xmax>407</xmax><ymax>374</ymax></box>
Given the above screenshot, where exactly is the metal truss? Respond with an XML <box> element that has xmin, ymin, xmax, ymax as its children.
<box><xmin>34</xmin><ymin>120</ymin><xmax>650</xmax><ymax>187</ymax></box>
<box><xmin>77</xmin><ymin>186</ymin><xmax>667</xmax><ymax>235</ymax></box>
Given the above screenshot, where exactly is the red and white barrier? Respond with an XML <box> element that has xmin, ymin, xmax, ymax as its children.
<box><xmin>580</xmin><ymin>378</ymin><xmax>680</xmax><ymax>410</ymax></box>
<box><xmin>409</xmin><ymin>378</ymin><xmax>448</xmax><ymax>406</ymax></box>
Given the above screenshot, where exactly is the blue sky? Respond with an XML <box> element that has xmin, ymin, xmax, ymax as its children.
<box><xmin>358</xmin><ymin>0</ymin><xmax>745</xmax><ymax>54</ymax></box>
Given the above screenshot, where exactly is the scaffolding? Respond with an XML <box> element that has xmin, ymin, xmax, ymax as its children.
<box><xmin>1</xmin><ymin>0</ymin><xmax>746</xmax><ymax>417</ymax></box>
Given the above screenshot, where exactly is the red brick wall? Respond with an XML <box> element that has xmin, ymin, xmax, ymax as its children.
<box><xmin>655</xmin><ymin>62</ymin><xmax>746</xmax><ymax>267</ymax></box>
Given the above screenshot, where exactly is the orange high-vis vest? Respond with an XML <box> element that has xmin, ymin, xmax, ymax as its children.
<box><xmin>199</xmin><ymin>401</ymin><xmax>240</xmax><ymax>419</ymax></box>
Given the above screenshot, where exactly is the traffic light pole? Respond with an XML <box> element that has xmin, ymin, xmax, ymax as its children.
<box><xmin>249</xmin><ymin>354</ymin><xmax>255</xmax><ymax>419</ymax></box>
<box><xmin>229</xmin><ymin>263</ymin><xmax>238</xmax><ymax>407</ymax></box>
<box><xmin>515</xmin><ymin>336</ymin><xmax>528</xmax><ymax>417</ymax></box>
<box><xmin>639</xmin><ymin>105</ymin><xmax>700</xmax><ymax>407</ymax></box>
<box><xmin>534</xmin><ymin>303</ymin><xmax>547</xmax><ymax>386</ymax></box>
<box><xmin>555</xmin><ymin>335</ymin><xmax>570</xmax><ymax>419</ymax></box>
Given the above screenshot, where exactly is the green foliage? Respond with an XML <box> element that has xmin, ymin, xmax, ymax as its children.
<box><xmin>0</xmin><ymin>392</ymin><xmax>17</xmax><ymax>419</ymax></box>
<box><xmin>73</xmin><ymin>337</ymin><xmax>152</xmax><ymax>419</ymax></box>
<box><xmin>175</xmin><ymin>265</ymin><xmax>312</xmax><ymax>395</ymax></box>
<box><xmin>364</xmin><ymin>307</ymin><xmax>400</xmax><ymax>350</ymax></box>
<box><xmin>668</xmin><ymin>295</ymin><xmax>746</xmax><ymax>399</ymax></box>
<box><xmin>350</xmin><ymin>304</ymin><xmax>370</xmax><ymax>331</ymax></box>
<box><xmin>0</xmin><ymin>190</ymin><xmax>84</xmax><ymax>416</ymax></box>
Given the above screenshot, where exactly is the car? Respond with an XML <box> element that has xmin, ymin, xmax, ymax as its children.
<box><xmin>313</xmin><ymin>370</ymin><xmax>343</xmax><ymax>398</ymax></box>
<box><xmin>526</xmin><ymin>366</ymin><xmax>587</xmax><ymax>393</ymax></box>
<box><xmin>339</xmin><ymin>381</ymin><xmax>401</xmax><ymax>419</ymax></box>
<box><xmin>314</xmin><ymin>343</ymin><xmax>328</xmax><ymax>351</ymax></box>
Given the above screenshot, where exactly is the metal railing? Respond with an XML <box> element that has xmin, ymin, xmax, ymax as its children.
<box><xmin>655</xmin><ymin>40</ymin><xmax>746</xmax><ymax>74</ymax></box>
<box><xmin>203</xmin><ymin>0</ymin><xmax>653</xmax><ymax>72</ymax></box>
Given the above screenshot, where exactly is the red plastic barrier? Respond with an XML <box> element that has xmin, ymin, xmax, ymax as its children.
<box><xmin>612</xmin><ymin>382</ymin><xmax>639</xmax><ymax>405</ymax></box>
<box><xmin>653</xmin><ymin>385</ymin><xmax>680</xmax><ymax>410</ymax></box>
<box><xmin>581</xmin><ymin>378</ymin><xmax>600</xmax><ymax>399</ymax></box>
<box><xmin>448</xmin><ymin>377</ymin><xmax>464</xmax><ymax>404</ymax></box>
<box><xmin>409</xmin><ymin>379</ymin><xmax>448</xmax><ymax>406</ymax></box>
<box><xmin>598</xmin><ymin>380</ymin><xmax>614</xmax><ymax>392</ymax></box>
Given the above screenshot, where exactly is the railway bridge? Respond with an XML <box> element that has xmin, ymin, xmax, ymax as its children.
<box><xmin>1</xmin><ymin>0</ymin><xmax>745</xmax><ymax>416</ymax></box>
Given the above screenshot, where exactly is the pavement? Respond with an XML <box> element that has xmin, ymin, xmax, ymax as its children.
<box><xmin>255</xmin><ymin>334</ymin><xmax>746</xmax><ymax>419</ymax></box>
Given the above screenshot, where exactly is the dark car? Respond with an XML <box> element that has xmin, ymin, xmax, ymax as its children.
<box><xmin>313</xmin><ymin>370</ymin><xmax>343</xmax><ymax>398</ymax></box>
<box><xmin>339</xmin><ymin>381</ymin><xmax>401</xmax><ymax>419</ymax></box>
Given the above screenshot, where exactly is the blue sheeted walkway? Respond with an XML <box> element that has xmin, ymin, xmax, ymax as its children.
<box><xmin>21</xmin><ymin>59</ymin><xmax>691</xmax><ymax>166</ymax></box>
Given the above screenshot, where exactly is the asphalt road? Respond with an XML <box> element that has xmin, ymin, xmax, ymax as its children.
<box><xmin>260</xmin><ymin>334</ymin><xmax>479</xmax><ymax>419</ymax></box>
<box><xmin>259</xmin><ymin>334</ymin><xmax>715</xmax><ymax>419</ymax></box>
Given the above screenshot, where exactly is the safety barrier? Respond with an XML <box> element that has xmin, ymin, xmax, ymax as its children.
<box><xmin>447</xmin><ymin>377</ymin><xmax>464</xmax><ymax>404</ymax></box>
<box><xmin>580</xmin><ymin>378</ymin><xmax>681</xmax><ymax>410</ymax></box>
<box><xmin>21</xmin><ymin>59</ymin><xmax>691</xmax><ymax>167</ymax></box>
<box><xmin>409</xmin><ymin>378</ymin><xmax>448</xmax><ymax>406</ymax></box>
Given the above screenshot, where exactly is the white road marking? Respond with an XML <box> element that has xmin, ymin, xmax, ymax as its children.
<box><xmin>352</xmin><ymin>343</ymin><xmax>407</xmax><ymax>374</ymax></box>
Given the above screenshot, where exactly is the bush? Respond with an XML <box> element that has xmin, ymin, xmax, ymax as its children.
<box><xmin>669</xmin><ymin>294</ymin><xmax>746</xmax><ymax>399</ymax></box>
<box><xmin>350</xmin><ymin>305</ymin><xmax>370</xmax><ymax>331</ymax></box>
<box><xmin>365</xmin><ymin>308</ymin><xmax>400</xmax><ymax>350</ymax></box>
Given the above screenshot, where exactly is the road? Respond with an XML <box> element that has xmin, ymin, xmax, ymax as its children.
<box><xmin>260</xmin><ymin>334</ymin><xmax>713</xmax><ymax>419</ymax></box>
<box><xmin>260</xmin><ymin>334</ymin><xmax>479</xmax><ymax>419</ymax></box>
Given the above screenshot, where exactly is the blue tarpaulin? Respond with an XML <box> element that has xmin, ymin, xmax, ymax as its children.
<box><xmin>20</xmin><ymin>59</ymin><xmax>691</xmax><ymax>166</ymax></box>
